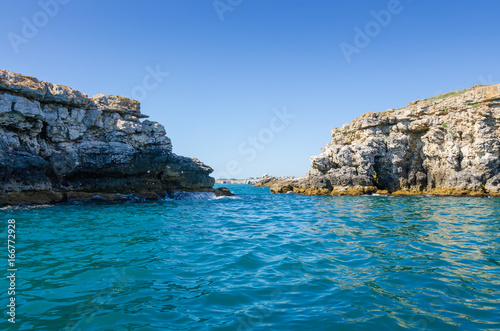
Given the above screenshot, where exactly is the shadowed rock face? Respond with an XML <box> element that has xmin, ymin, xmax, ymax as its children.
<box><xmin>261</xmin><ymin>85</ymin><xmax>500</xmax><ymax>197</ymax></box>
<box><xmin>0</xmin><ymin>69</ymin><xmax>216</xmax><ymax>205</ymax></box>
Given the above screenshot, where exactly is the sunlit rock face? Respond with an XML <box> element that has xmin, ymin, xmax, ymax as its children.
<box><xmin>262</xmin><ymin>85</ymin><xmax>500</xmax><ymax>197</ymax></box>
<box><xmin>0</xmin><ymin>69</ymin><xmax>215</xmax><ymax>205</ymax></box>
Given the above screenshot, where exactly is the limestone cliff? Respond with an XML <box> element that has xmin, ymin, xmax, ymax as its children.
<box><xmin>263</xmin><ymin>84</ymin><xmax>500</xmax><ymax>197</ymax></box>
<box><xmin>0</xmin><ymin>69</ymin><xmax>220</xmax><ymax>205</ymax></box>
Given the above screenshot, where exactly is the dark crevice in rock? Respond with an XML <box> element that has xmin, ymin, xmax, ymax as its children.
<box><xmin>40</xmin><ymin>121</ymin><xmax>49</xmax><ymax>140</ymax></box>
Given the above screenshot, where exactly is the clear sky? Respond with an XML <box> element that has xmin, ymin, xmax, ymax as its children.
<box><xmin>2</xmin><ymin>1</ymin><xmax>499</xmax><ymax>178</ymax></box>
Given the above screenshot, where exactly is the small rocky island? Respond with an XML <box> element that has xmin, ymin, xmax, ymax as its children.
<box><xmin>257</xmin><ymin>84</ymin><xmax>500</xmax><ymax>197</ymax></box>
<box><xmin>0</xmin><ymin>69</ymin><xmax>227</xmax><ymax>205</ymax></box>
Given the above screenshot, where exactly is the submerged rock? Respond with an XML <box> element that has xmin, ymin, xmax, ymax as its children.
<box><xmin>0</xmin><ymin>69</ymin><xmax>219</xmax><ymax>205</ymax></box>
<box><xmin>264</xmin><ymin>85</ymin><xmax>500</xmax><ymax>197</ymax></box>
<box><xmin>213</xmin><ymin>187</ymin><xmax>232</xmax><ymax>197</ymax></box>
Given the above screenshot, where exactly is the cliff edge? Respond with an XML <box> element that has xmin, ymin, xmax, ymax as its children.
<box><xmin>0</xmin><ymin>69</ymin><xmax>219</xmax><ymax>205</ymax></box>
<box><xmin>263</xmin><ymin>84</ymin><xmax>500</xmax><ymax>197</ymax></box>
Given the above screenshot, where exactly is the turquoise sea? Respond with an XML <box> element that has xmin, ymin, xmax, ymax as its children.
<box><xmin>1</xmin><ymin>184</ymin><xmax>499</xmax><ymax>330</ymax></box>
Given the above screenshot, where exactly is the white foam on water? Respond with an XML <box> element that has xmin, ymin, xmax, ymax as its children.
<box><xmin>167</xmin><ymin>191</ymin><xmax>217</xmax><ymax>200</ymax></box>
<box><xmin>215</xmin><ymin>195</ymin><xmax>241</xmax><ymax>200</ymax></box>
<box><xmin>0</xmin><ymin>204</ymin><xmax>54</xmax><ymax>211</ymax></box>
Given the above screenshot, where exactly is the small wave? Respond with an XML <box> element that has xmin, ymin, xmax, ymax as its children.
<box><xmin>0</xmin><ymin>204</ymin><xmax>54</xmax><ymax>211</ymax></box>
<box><xmin>215</xmin><ymin>195</ymin><xmax>242</xmax><ymax>200</ymax></box>
<box><xmin>167</xmin><ymin>191</ymin><xmax>217</xmax><ymax>200</ymax></box>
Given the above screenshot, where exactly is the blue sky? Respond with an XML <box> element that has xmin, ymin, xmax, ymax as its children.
<box><xmin>2</xmin><ymin>0</ymin><xmax>499</xmax><ymax>178</ymax></box>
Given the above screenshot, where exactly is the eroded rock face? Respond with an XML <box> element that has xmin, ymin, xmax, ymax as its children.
<box><xmin>253</xmin><ymin>174</ymin><xmax>279</xmax><ymax>187</ymax></box>
<box><xmin>266</xmin><ymin>85</ymin><xmax>500</xmax><ymax>197</ymax></box>
<box><xmin>0</xmin><ymin>69</ymin><xmax>215</xmax><ymax>205</ymax></box>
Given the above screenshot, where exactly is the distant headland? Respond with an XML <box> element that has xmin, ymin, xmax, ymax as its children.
<box><xmin>216</xmin><ymin>178</ymin><xmax>259</xmax><ymax>185</ymax></box>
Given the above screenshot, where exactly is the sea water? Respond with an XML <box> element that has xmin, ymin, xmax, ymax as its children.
<box><xmin>0</xmin><ymin>184</ymin><xmax>499</xmax><ymax>330</ymax></box>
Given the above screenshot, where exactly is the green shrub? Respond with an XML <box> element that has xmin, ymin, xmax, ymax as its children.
<box><xmin>425</xmin><ymin>88</ymin><xmax>469</xmax><ymax>102</ymax></box>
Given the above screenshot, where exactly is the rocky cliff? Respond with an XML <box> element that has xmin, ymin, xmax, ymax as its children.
<box><xmin>263</xmin><ymin>84</ymin><xmax>500</xmax><ymax>197</ymax></box>
<box><xmin>0</xmin><ymin>69</ymin><xmax>221</xmax><ymax>205</ymax></box>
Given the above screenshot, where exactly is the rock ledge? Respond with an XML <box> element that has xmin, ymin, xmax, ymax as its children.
<box><xmin>0</xmin><ymin>69</ymin><xmax>220</xmax><ymax>205</ymax></box>
<box><xmin>259</xmin><ymin>84</ymin><xmax>500</xmax><ymax>197</ymax></box>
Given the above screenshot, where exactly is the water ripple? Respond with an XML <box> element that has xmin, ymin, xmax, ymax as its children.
<box><xmin>0</xmin><ymin>185</ymin><xmax>499</xmax><ymax>330</ymax></box>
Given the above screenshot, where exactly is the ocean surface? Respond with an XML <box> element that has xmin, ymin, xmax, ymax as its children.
<box><xmin>1</xmin><ymin>184</ymin><xmax>500</xmax><ymax>331</ymax></box>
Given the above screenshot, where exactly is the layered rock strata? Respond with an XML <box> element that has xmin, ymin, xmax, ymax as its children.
<box><xmin>262</xmin><ymin>85</ymin><xmax>500</xmax><ymax>197</ymax></box>
<box><xmin>0</xmin><ymin>69</ymin><xmax>222</xmax><ymax>205</ymax></box>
